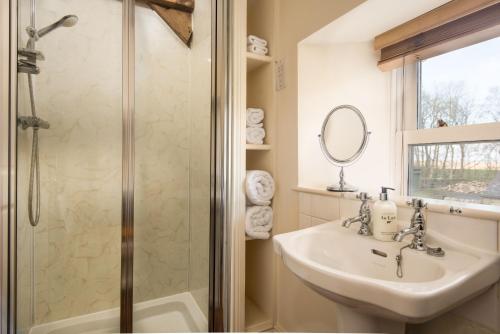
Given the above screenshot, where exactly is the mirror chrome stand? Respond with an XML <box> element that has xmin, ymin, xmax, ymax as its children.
<box><xmin>326</xmin><ymin>166</ymin><xmax>358</xmax><ymax>192</ymax></box>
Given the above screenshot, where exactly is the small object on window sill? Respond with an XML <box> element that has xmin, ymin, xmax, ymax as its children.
<box><xmin>437</xmin><ymin>119</ymin><xmax>448</xmax><ymax>127</ymax></box>
<box><xmin>449</xmin><ymin>206</ymin><xmax>463</xmax><ymax>215</ymax></box>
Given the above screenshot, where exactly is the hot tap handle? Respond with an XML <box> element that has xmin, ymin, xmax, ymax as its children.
<box><xmin>356</xmin><ymin>192</ymin><xmax>371</xmax><ymax>201</ymax></box>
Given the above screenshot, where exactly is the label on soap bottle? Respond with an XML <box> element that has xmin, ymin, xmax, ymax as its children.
<box><xmin>379</xmin><ymin>214</ymin><xmax>397</xmax><ymax>236</ymax></box>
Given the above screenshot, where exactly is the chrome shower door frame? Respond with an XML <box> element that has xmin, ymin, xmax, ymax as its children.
<box><xmin>2</xmin><ymin>0</ymin><xmax>230</xmax><ymax>332</ymax></box>
<box><xmin>120</xmin><ymin>0</ymin><xmax>135</xmax><ymax>332</ymax></box>
<box><xmin>1</xmin><ymin>0</ymin><xmax>17</xmax><ymax>333</ymax></box>
<box><xmin>210</xmin><ymin>0</ymin><xmax>231</xmax><ymax>331</ymax></box>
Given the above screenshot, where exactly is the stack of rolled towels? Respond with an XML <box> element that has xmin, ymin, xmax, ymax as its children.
<box><xmin>246</xmin><ymin>108</ymin><xmax>265</xmax><ymax>145</ymax></box>
<box><xmin>247</xmin><ymin>35</ymin><xmax>269</xmax><ymax>56</ymax></box>
<box><xmin>246</xmin><ymin>170</ymin><xmax>275</xmax><ymax>240</ymax></box>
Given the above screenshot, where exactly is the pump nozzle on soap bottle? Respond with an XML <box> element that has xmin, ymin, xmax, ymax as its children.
<box><xmin>379</xmin><ymin>187</ymin><xmax>395</xmax><ymax>200</ymax></box>
<box><xmin>373</xmin><ymin>186</ymin><xmax>398</xmax><ymax>241</ymax></box>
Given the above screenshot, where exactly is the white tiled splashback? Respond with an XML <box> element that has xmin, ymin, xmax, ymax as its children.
<box><xmin>297</xmin><ymin>190</ymin><xmax>500</xmax><ymax>333</ymax></box>
<box><xmin>298</xmin><ymin>192</ymin><xmax>499</xmax><ymax>251</ymax></box>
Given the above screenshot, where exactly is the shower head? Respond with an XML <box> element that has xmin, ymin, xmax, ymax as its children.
<box><xmin>37</xmin><ymin>15</ymin><xmax>78</xmax><ymax>38</ymax></box>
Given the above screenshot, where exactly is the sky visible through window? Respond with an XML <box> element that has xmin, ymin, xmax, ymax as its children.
<box><xmin>419</xmin><ymin>37</ymin><xmax>500</xmax><ymax>128</ymax></box>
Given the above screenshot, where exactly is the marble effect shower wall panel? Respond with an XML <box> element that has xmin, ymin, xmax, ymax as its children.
<box><xmin>32</xmin><ymin>0</ymin><xmax>123</xmax><ymax>323</ymax></box>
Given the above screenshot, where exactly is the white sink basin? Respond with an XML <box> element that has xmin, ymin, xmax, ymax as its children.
<box><xmin>274</xmin><ymin>220</ymin><xmax>500</xmax><ymax>331</ymax></box>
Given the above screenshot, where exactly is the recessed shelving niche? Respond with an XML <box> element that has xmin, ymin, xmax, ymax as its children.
<box><xmin>243</xmin><ymin>0</ymin><xmax>278</xmax><ymax>332</ymax></box>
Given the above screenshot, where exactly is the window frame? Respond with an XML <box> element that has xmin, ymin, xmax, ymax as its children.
<box><xmin>394</xmin><ymin>56</ymin><xmax>500</xmax><ymax>202</ymax></box>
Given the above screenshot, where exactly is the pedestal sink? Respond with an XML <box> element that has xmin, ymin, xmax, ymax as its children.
<box><xmin>273</xmin><ymin>220</ymin><xmax>500</xmax><ymax>334</ymax></box>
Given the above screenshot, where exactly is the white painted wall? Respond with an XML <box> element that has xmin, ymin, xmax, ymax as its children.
<box><xmin>298</xmin><ymin>42</ymin><xmax>393</xmax><ymax>194</ymax></box>
<box><xmin>278</xmin><ymin>0</ymin><xmax>500</xmax><ymax>332</ymax></box>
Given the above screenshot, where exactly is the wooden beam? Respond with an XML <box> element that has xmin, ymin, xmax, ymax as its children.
<box><xmin>147</xmin><ymin>0</ymin><xmax>194</xmax><ymax>13</ymax></box>
<box><xmin>379</xmin><ymin>2</ymin><xmax>500</xmax><ymax>63</ymax></box>
<box><xmin>374</xmin><ymin>0</ymin><xmax>500</xmax><ymax>51</ymax></box>
<box><xmin>149</xmin><ymin>3</ymin><xmax>193</xmax><ymax>47</ymax></box>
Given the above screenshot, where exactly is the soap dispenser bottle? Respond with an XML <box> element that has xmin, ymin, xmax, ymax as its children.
<box><xmin>373</xmin><ymin>187</ymin><xmax>398</xmax><ymax>241</ymax></box>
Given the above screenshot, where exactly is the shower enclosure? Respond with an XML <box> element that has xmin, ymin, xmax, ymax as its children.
<box><xmin>1</xmin><ymin>0</ymin><xmax>229</xmax><ymax>332</ymax></box>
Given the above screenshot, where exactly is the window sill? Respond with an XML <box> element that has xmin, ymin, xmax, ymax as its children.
<box><xmin>295</xmin><ymin>185</ymin><xmax>500</xmax><ymax>222</ymax></box>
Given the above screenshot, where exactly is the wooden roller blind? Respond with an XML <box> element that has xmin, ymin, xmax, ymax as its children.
<box><xmin>375</xmin><ymin>0</ymin><xmax>500</xmax><ymax>71</ymax></box>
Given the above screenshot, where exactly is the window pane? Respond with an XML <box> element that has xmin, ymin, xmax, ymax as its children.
<box><xmin>418</xmin><ymin>37</ymin><xmax>500</xmax><ymax>129</ymax></box>
<box><xmin>409</xmin><ymin>142</ymin><xmax>500</xmax><ymax>205</ymax></box>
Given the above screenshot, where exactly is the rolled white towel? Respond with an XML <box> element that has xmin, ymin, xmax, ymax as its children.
<box><xmin>246</xmin><ymin>127</ymin><xmax>265</xmax><ymax>144</ymax></box>
<box><xmin>246</xmin><ymin>206</ymin><xmax>273</xmax><ymax>240</ymax></box>
<box><xmin>247</xmin><ymin>35</ymin><xmax>268</xmax><ymax>47</ymax></box>
<box><xmin>247</xmin><ymin>44</ymin><xmax>268</xmax><ymax>56</ymax></box>
<box><xmin>246</xmin><ymin>170</ymin><xmax>275</xmax><ymax>206</ymax></box>
<box><xmin>248</xmin><ymin>123</ymin><xmax>263</xmax><ymax>128</ymax></box>
<box><xmin>246</xmin><ymin>108</ymin><xmax>264</xmax><ymax>126</ymax></box>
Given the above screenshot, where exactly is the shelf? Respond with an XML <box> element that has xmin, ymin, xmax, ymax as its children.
<box><xmin>245</xmin><ymin>297</ymin><xmax>273</xmax><ymax>332</ymax></box>
<box><xmin>247</xmin><ymin>52</ymin><xmax>272</xmax><ymax>72</ymax></box>
<box><xmin>246</xmin><ymin>144</ymin><xmax>271</xmax><ymax>151</ymax></box>
<box><xmin>245</xmin><ymin>235</ymin><xmax>272</xmax><ymax>241</ymax></box>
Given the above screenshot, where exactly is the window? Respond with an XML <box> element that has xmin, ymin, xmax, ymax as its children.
<box><xmin>398</xmin><ymin>37</ymin><xmax>500</xmax><ymax>206</ymax></box>
<box><xmin>409</xmin><ymin>142</ymin><xmax>500</xmax><ymax>205</ymax></box>
<box><xmin>418</xmin><ymin>37</ymin><xmax>500</xmax><ymax>129</ymax></box>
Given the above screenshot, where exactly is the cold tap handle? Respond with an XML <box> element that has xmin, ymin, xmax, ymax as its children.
<box><xmin>409</xmin><ymin>198</ymin><xmax>426</xmax><ymax>209</ymax></box>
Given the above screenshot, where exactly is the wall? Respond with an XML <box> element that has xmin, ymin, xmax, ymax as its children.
<box><xmin>274</xmin><ymin>0</ymin><xmax>500</xmax><ymax>333</ymax></box>
<box><xmin>298</xmin><ymin>42</ymin><xmax>393</xmax><ymax>194</ymax></box>
<box><xmin>16</xmin><ymin>0</ymin><xmax>211</xmax><ymax>327</ymax></box>
<box><xmin>297</xmin><ymin>189</ymin><xmax>500</xmax><ymax>334</ymax></box>
<box><xmin>273</xmin><ymin>0</ymin><xmax>366</xmax><ymax>331</ymax></box>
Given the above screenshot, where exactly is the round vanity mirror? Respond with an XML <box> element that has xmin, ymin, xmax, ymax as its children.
<box><xmin>319</xmin><ymin>105</ymin><xmax>370</xmax><ymax>192</ymax></box>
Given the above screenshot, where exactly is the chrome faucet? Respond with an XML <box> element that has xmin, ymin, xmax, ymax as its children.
<box><xmin>342</xmin><ymin>192</ymin><xmax>372</xmax><ymax>236</ymax></box>
<box><xmin>393</xmin><ymin>198</ymin><xmax>427</xmax><ymax>250</ymax></box>
<box><xmin>394</xmin><ymin>199</ymin><xmax>444</xmax><ymax>275</ymax></box>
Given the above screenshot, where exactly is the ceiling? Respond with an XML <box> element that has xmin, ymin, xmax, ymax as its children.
<box><xmin>301</xmin><ymin>0</ymin><xmax>451</xmax><ymax>45</ymax></box>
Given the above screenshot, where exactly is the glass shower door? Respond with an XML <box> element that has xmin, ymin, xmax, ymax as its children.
<box><xmin>133</xmin><ymin>0</ymin><xmax>213</xmax><ymax>332</ymax></box>
<box><xmin>14</xmin><ymin>0</ymin><xmax>219</xmax><ymax>332</ymax></box>
<box><xmin>16</xmin><ymin>1</ymin><xmax>123</xmax><ymax>333</ymax></box>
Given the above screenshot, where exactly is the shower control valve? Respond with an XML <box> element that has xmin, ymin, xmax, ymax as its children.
<box><xmin>18</xmin><ymin>116</ymin><xmax>50</xmax><ymax>130</ymax></box>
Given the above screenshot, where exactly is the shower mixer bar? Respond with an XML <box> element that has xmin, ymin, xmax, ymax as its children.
<box><xmin>18</xmin><ymin>116</ymin><xmax>50</xmax><ymax>130</ymax></box>
<box><xmin>18</xmin><ymin>59</ymin><xmax>40</xmax><ymax>74</ymax></box>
